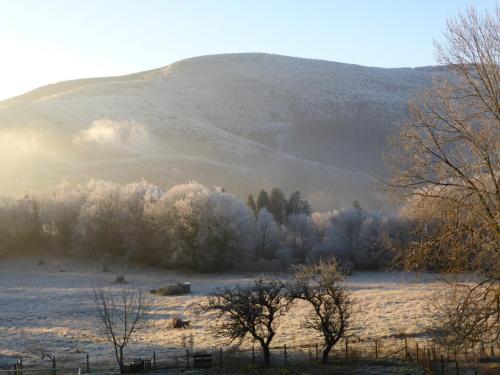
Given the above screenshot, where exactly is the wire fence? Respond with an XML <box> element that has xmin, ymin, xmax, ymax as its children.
<box><xmin>1</xmin><ymin>336</ymin><xmax>498</xmax><ymax>374</ymax></box>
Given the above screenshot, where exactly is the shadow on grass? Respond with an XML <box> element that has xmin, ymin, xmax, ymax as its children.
<box><xmin>156</xmin><ymin>359</ymin><xmax>426</xmax><ymax>375</ymax></box>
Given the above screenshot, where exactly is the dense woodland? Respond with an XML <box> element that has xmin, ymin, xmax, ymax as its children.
<box><xmin>0</xmin><ymin>180</ymin><xmax>413</xmax><ymax>272</ymax></box>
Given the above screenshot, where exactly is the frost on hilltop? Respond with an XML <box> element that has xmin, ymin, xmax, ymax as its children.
<box><xmin>0</xmin><ymin>53</ymin><xmax>446</xmax><ymax>209</ymax></box>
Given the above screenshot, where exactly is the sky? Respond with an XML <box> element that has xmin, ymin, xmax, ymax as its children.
<box><xmin>0</xmin><ymin>0</ymin><xmax>497</xmax><ymax>101</ymax></box>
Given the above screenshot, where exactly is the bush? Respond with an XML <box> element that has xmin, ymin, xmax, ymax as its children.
<box><xmin>114</xmin><ymin>275</ymin><xmax>128</xmax><ymax>284</ymax></box>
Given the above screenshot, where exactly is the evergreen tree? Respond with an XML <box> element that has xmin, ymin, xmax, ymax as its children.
<box><xmin>246</xmin><ymin>194</ymin><xmax>257</xmax><ymax>217</ymax></box>
<box><xmin>352</xmin><ymin>200</ymin><xmax>362</xmax><ymax>212</ymax></box>
<box><xmin>256</xmin><ymin>190</ymin><xmax>270</xmax><ymax>212</ymax></box>
<box><xmin>300</xmin><ymin>199</ymin><xmax>312</xmax><ymax>216</ymax></box>
<box><xmin>287</xmin><ymin>191</ymin><xmax>302</xmax><ymax>217</ymax></box>
<box><xmin>269</xmin><ymin>187</ymin><xmax>286</xmax><ymax>225</ymax></box>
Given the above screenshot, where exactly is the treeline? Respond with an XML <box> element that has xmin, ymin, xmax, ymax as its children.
<box><xmin>0</xmin><ymin>180</ymin><xmax>411</xmax><ymax>272</ymax></box>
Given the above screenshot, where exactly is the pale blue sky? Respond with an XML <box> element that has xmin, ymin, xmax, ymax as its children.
<box><xmin>0</xmin><ymin>0</ymin><xmax>497</xmax><ymax>100</ymax></box>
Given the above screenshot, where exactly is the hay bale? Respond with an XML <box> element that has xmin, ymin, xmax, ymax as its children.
<box><xmin>151</xmin><ymin>282</ymin><xmax>191</xmax><ymax>296</ymax></box>
<box><xmin>171</xmin><ymin>317</ymin><xmax>190</xmax><ymax>329</ymax></box>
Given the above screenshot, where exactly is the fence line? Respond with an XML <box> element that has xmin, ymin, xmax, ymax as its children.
<box><xmin>2</xmin><ymin>336</ymin><xmax>498</xmax><ymax>374</ymax></box>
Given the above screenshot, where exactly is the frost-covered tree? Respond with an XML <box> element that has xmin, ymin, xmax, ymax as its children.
<box><xmin>311</xmin><ymin>211</ymin><xmax>335</xmax><ymax>243</ymax></box>
<box><xmin>288</xmin><ymin>213</ymin><xmax>315</xmax><ymax>261</ymax></box>
<box><xmin>43</xmin><ymin>183</ymin><xmax>87</xmax><ymax>255</ymax></box>
<box><xmin>0</xmin><ymin>195</ymin><xmax>45</xmax><ymax>255</ymax></box>
<box><xmin>75</xmin><ymin>180</ymin><xmax>126</xmax><ymax>257</ymax></box>
<box><xmin>289</xmin><ymin>259</ymin><xmax>351</xmax><ymax>364</ymax></box>
<box><xmin>387</xmin><ymin>6</ymin><xmax>500</xmax><ymax>345</ymax></box>
<box><xmin>118</xmin><ymin>180</ymin><xmax>162</xmax><ymax>262</ymax></box>
<box><xmin>329</xmin><ymin>207</ymin><xmax>365</xmax><ymax>265</ymax></box>
<box><xmin>194</xmin><ymin>191</ymin><xmax>253</xmax><ymax>271</ymax></box>
<box><xmin>253</xmin><ymin>208</ymin><xmax>280</xmax><ymax>260</ymax></box>
<box><xmin>144</xmin><ymin>181</ymin><xmax>209</xmax><ymax>266</ymax></box>
<box><xmin>74</xmin><ymin>180</ymin><xmax>161</xmax><ymax>260</ymax></box>
<box><xmin>164</xmin><ymin>184</ymin><xmax>253</xmax><ymax>271</ymax></box>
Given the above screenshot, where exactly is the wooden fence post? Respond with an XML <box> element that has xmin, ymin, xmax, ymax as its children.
<box><xmin>86</xmin><ymin>354</ymin><xmax>89</xmax><ymax>374</ymax></box>
<box><xmin>186</xmin><ymin>349</ymin><xmax>189</xmax><ymax>369</ymax></box>
<box><xmin>345</xmin><ymin>338</ymin><xmax>348</xmax><ymax>360</ymax></box>
<box><xmin>309</xmin><ymin>345</ymin><xmax>312</xmax><ymax>362</ymax></box>
<box><xmin>416</xmin><ymin>343</ymin><xmax>419</xmax><ymax>364</ymax></box>
<box><xmin>52</xmin><ymin>356</ymin><xmax>57</xmax><ymax>375</ymax></box>
<box><xmin>219</xmin><ymin>348</ymin><xmax>223</xmax><ymax>368</ymax></box>
<box><xmin>427</xmin><ymin>348</ymin><xmax>431</xmax><ymax>370</ymax></box>
<box><xmin>315</xmin><ymin>343</ymin><xmax>319</xmax><ymax>360</ymax></box>
<box><xmin>375</xmin><ymin>339</ymin><xmax>378</xmax><ymax>358</ymax></box>
<box><xmin>252</xmin><ymin>346</ymin><xmax>255</xmax><ymax>365</ymax></box>
<box><xmin>455</xmin><ymin>359</ymin><xmax>459</xmax><ymax>375</ymax></box>
<box><xmin>284</xmin><ymin>344</ymin><xmax>287</xmax><ymax>364</ymax></box>
<box><xmin>153</xmin><ymin>351</ymin><xmax>156</xmax><ymax>369</ymax></box>
<box><xmin>440</xmin><ymin>354</ymin><xmax>444</xmax><ymax>375</ymax></box>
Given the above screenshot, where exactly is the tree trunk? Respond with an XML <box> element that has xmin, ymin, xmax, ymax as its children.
<box><xmin>262</xmin><ymin>344</ymin><xmax>271</xmax><ymax>367</ymax></box>
<box><xmin>119</xmin><ymin>346</ymin><xmax>124</xmax><ymax>373</ymax></box>
<box><xmin>322</xmin><ymin>343</ymin><xmax>334</xmax><ymax>364</ymax></box>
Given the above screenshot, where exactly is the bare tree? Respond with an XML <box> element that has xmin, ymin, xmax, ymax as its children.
<box><xmin>92</xmin><ymin>281</ymin><xmax>148</xmax><ymax>373</ymax></box>
<box><xmin>387</xmin><ymin>6</ymin><xmax>499</xmax><ymax>345</ymax></box>
<box><xmin>289</xmin><ymin>258</ymin><xmax>351</xmax><ymax>363</ymax></box>
<box><xmin>430</xmin><ymin>279</ymin><xmax>499</xmax><ymax>349</ymax></box>
<box><xmin>199</xmin><ymin>279</ymin><xmax>292</xmax><ymax>366</ymax></box>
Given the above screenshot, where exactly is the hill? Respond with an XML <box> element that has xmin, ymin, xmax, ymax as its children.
<box><xmin>0</xmin><ymin>53</ymin><xmax>444</xmax><ymax>209</ymax></box>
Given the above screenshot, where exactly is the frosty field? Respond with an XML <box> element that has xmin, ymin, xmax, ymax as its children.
<box><xmin>0</xmin><ymin>258</ymin><xmax>445</xmax><ymax>366</ymax></box>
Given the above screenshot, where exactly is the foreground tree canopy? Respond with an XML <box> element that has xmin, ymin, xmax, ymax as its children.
<box><xmin>389</xmin><ymin>7</ymin><xmax>500</xmax><ymax>276</ymax></box>
<box><xmin>388</xmin><ymin>7</ymin><xmax>499</xmax><ymax>348</ymax></box>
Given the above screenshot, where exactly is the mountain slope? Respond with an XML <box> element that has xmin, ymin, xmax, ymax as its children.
<box><xmin>0</xmin><ymin>53</ymin><xmax>443</xmax><ymax>209</ymax></box>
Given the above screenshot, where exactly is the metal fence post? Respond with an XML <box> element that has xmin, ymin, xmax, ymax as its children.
<box><xmin>86</xmin><ymin>353</ymin><xmax>89</xmax><ymax>374</ymax></box>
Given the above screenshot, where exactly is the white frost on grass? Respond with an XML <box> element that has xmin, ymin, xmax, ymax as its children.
<box><xmin>0</xmin><ymin>259</ymin><xmax>445</xmax><ymax>367</ymax></box>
